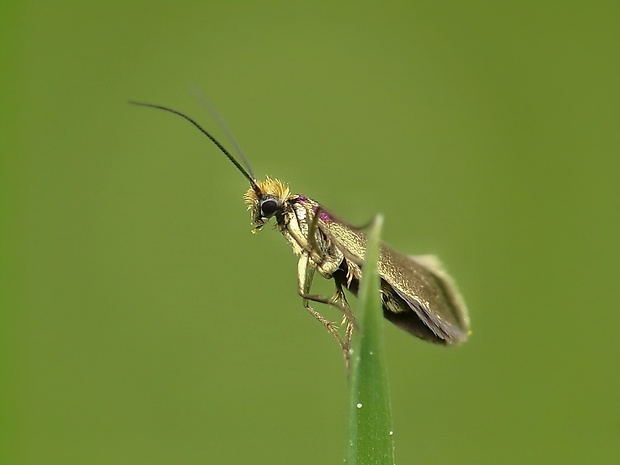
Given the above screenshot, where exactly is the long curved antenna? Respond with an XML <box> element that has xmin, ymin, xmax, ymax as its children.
<box><xmin>191</xmin><ymin>89</ymin><xmax>256</xmax><ymax>180</ymax></box>
<box><xmin>128</xmin><ymin>100</ymin><xmax>261</xmax><ymax>196</ymax></box>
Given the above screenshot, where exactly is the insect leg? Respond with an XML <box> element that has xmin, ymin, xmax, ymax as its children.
<box><xmin>306</xmin><ymin>205</ymin><xmax>322</xmax><ymax>259</ymax></box>
<box><xmin>305</xmin><ymin>205</ymin><xmax>357</xmax><ymax>324</ymax></box>
<box><xmin>297</xmin><ymin>254</ymin><xmax>351</xmax><ymax>367</ymax></box>
<box><xmin>333</xmin><ymin>278</ymin><xmax>355</xmax><ymax>358</ymax></box>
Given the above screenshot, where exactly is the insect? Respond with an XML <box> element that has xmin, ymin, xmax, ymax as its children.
<box><xmin>130</xmin><ymin>101</ymin><xmax>470</xmax><ymax>366</ymax></box>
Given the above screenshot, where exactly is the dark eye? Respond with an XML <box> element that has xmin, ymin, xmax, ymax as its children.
<box><xmin>260</xmin><ymin>198</ymin><xmax>279</xmax><ymax>217</ymax></box>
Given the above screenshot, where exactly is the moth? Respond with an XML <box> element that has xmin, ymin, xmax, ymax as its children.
<box><xmin>130</xmin><ymin>101</ymin><xmax>470</xmax><ymax>365</ymax></box>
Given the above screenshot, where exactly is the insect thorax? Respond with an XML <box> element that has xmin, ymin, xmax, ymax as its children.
<box><xmin>280</xmin><ymin>196</ymin><xmax>344</xmax><ymax>278</ymax></box>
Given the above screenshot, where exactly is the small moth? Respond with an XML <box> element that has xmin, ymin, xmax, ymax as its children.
<box><xmin>130</xmin><ymin>101</ymin><xmax>470</xmax><ymax>365</ymax></box>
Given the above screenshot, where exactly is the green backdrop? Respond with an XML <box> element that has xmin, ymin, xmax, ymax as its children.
<box><xmin>2</xmin><ymin>2</ymin><xmax>619</xmax><ymax>464</ymax></box>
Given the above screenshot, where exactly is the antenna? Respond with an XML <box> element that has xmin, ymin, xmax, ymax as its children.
<box><xmin>128</xmin><ymin>101</ymin><xmax>261</xmax><ymax>195</ymax></box>
<box><xmin>190</xmin><ymin>89</ymin><xmax>256</xmax><ymax>180</ymax></box>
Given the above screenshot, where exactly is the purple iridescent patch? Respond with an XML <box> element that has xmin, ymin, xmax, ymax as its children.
<box><xmin>312</xmin><ymin>205</ymin><xmax>332</xmax><ymax>222</ymax></box>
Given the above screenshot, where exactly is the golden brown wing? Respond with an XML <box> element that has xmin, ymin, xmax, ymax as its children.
<box><xmin>319</xmin><ymin>219</ymin><xmax>470</xmax><ymax>344</ymax></box>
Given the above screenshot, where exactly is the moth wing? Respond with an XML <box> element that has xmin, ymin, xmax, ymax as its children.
<box><xmin>389</xmin><ymin>252</ymin><xmax>470</xmax><ymax>343</ymax></box>
<box><xmin>318</xmin><ymin>218</ymin><xmax>470</xmax><ymax>344</ymax></box>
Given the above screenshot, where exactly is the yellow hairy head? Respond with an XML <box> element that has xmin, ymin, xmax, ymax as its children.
<box><xmin>243</xmin><ymin>177</ymin><xmax>290</xmax><ymax>207</ymax></box>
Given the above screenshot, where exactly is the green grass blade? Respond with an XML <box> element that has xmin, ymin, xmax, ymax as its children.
<box><xmin>346</xmin><ymin>215</ymin><xmax>395</xmax><ymax>465</ymax></box>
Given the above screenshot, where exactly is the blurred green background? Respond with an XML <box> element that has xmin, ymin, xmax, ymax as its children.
<box><xmin>2</xmin><ymin>2</ymin><xmax>619</xmax><ymax>464</ymax></box>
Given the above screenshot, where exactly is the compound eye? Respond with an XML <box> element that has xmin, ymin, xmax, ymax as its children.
<box><xmin>260</xmin><ymin>198</ymin><xmax>279</xmax><ymax>217</ymax></box>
